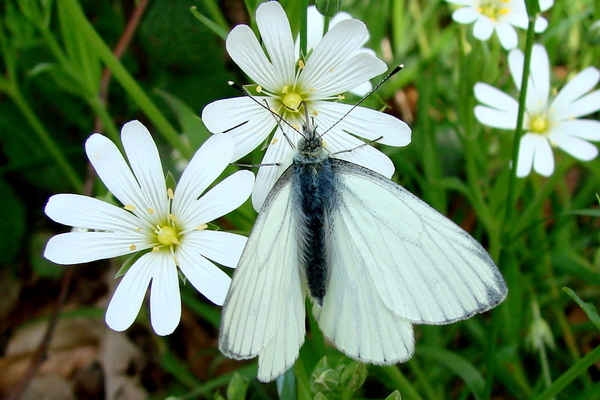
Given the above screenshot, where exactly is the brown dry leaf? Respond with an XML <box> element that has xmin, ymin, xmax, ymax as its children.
<box><xmin>0</xmin><ymin>311</ymin><xmax>149</xmax><ymax>399</ymax></box>
<box><xmin>99</xmin><ymin>330</ymin><xmax>147</xmax><ymax>400</ymax></box>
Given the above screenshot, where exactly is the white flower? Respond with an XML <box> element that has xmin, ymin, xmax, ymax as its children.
<box><xmin>304</xmin><ymin>5</ymin><xmax>376</xmax><ymax>96</ymax></box>
<box><xmin>44</xmin><ymin>120</ymin><xmax>254</xmax><ymax>335</ymax></box>
<box><xmin>202</xmin><ymin>1</ymin><xmax>411</xmax><ymax>211</ymax></box>
<box><xmin>446</xmin><ymin>0</ymin><xmax>551</xmax><ymax>50</ymax></box>
<box><xmin>474</xmin><ymin>44</ymin><xmax>600</xmax><ymax>177</ymax></box>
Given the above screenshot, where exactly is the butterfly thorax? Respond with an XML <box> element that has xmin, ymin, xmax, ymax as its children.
<box><xmin>292</xmin><ymin>125</ymin><xmax>335</xmax><ymax>306</ymax></box>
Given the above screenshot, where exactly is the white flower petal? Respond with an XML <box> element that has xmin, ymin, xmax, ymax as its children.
<box><xmin>314</xmin><ymin>102</ymin><xmax>412</xmax><ymax>146</ymax></box>
<box><xmin>550</xmin><ymin>119</ymin><xmax>600</xmax><ymax>142</ymax></box>
<box><xmin>516</xmin><ymin>133</ymin><xmax>537</xmax><ymax>177</ymax></box>
<box><xmin>452</xmin><ymin>7</ymin><xmax>480</xmax><ymax>24</ymax></box>
<box><xmin>186</xmin><ymin>170</ymin><xmax>254</xmax><ymax>228</ymax></box>
<box><xmin>226</xmin><ymin>25</ymin><xmax>285</xmax><ymax>91</ymax></box>
<box><xmin>495</xmin><ymin>23</ymin><xmax>518</xmax><ymax>50</ymax></box>
<box><xmin>539</xmin><ymin>0</ymin><xmax>554</xmax><ymax>11</ymax></box>
<box><xmin>254</xmin><ymin>1</ymin><xmax>296</xmax><ymax>86</ymax></box>
<box><xmin>473</xmin><ymin>16</ymin><xmax>494</xmax><ymax>41</ymax></box>
<box><xmin>551</xmin><ymin>67</ymin><xmax>600</xmax><ymax>119</ymax></box>
<box><xmin>120</xmin><ymin>121</ymin><xmax>168</xmax><ymax>217</ymax></box>
<box><xmin>474</xmin><ymin>82</ymin><xmax>519</xmax><ymax>114</ymax></box>
<box><xmin>332</xmin><ymin>140</ymin><xmax>396</xmax><ymax>179</ymax></box>
<box><xmin>531</xmin><ymin>135</ymin><xmax>554</xmax><ymax>176</ymax></box>
<box><xmin>44</xmin><ymin>232</ymin><xmax>145</xmax><ymax>265</ymax></box>
<box><xmin>527</xmin><ymin>45</ymin><xmax>550</xmax><ymax>110</ymax></box>
<box><xmin>45</xmin><ymin>194</ymin><xmax>146</xmax><ymax>232</ymax></box>
<box><xmin>446</xmin><ymin>0</ymin><xmax>475</xmax><ymax>5</ymax></box>
<box><xmin>202</xmin><ymin>97</ymin><xmax>277</xmax><ymax>160</ymax></box>
<box><xmin>553</xmin><ymin>90</ymin><xmax>600</xmax><ymax>120</ymax></box>
<box><xmin>105</xmin><ymin>254</ymin><xmax>155</xmax><ymax>332</ymax></box>
<box><xmin>149</xmin><ymin>256</ymin><xmax>181</xmax><ymax>336</ymax></box>
<box><xmin>177</xmin><ymin>247</ymin><xmax>232</xmax><ymax>305</ymax></box>
<box><xmin>551</xmin><ymin>134</ymin><xmax>599</xmax><ymax>161</ymax></box>
<box><xmin>534</xmin><ymin>16</ymin><xmax>548</xmax><ymax>33</ymax></box>
<box><xmin>173</xmin><ymin>134</ymin><xmax>234</xmax><ymax>223</ymax></box>
<box><xmin>301</xmin><ymin>20</ymin><xmax>385</xmax><ymax>96</ymax></box>
<box><xmin>85</xmin><ymin>134</ymin><xmax>145</xmax><ymax>214</ymax></box>
<box><xmin>183</xmin><ymin>230</ymin><xmax>247</xmax><ymax>268</ymax></box>
<box><xmin>474</xmin><ymin>105</ymin><xmax>518</xmax><ymax>130</ymax></box>
<box><xmin>306</xmin><ymin>5</ymin><xmax>327</xmax><ymax>51</ymax></box>
<box><xmin>508</xmin><ymin>48</ymin><xmax>524</xmax><ymax>91</ymax></box>
<box><xmin>303</xmin><ymin>51</ymin><xmax>386</xmax><ymax>99</ymax></box>
<box><xmin>508</xmin><ymin>13</ymin><xmax>529</xmax><ymax>30</ymax></box>
<box><xmin>350</xmin><ymin>80</ymin><xmax>373</xmax><ymax>97</ymax></box>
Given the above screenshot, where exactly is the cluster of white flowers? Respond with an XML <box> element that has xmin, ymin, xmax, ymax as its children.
<box><xmin>44</xmin><ymin>2</ymin><xmax>410</xmax><ymax>335</ymax></box>
<box><xmin>475</xmin><ymin>45</ymin><xmax>600</xmax><ymax>176</ymax></box>
<box><xmin>446</xmin><ymin>0</ymin><xmax>553</xmax><ymax>50</ymax></box>
<box><xmin>447</xmin><ymin>0</ymin><xmax>600</xmax><ymax>176</ymax></box>
<box><xmin>45</xmin><ymin>121</ymin><xmax>254</xmax><ymax>335</ymax></box>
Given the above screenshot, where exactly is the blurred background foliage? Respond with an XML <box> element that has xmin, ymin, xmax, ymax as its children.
<box><xmin>0</xmin><ymin>0</ymin><xmax>599</xmax><ymax>399</ymax></box>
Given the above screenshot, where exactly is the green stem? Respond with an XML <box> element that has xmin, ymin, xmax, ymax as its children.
<box><xmin>87</xmin><ymin>95</ymin><xmax>120</xmax><ymax>144</ymax></box>
<box><xmin>60</xmin><ymin>0</ymin><xmax>191</xmax><ymax>158</ymax></box>
<box><xmin>392</xmin><ymin>0</ymin><xmax>406</xmax><ymax>55</ymax></box>
<box><xmin>500</xmin><ymin>12</ymin><xmax>537</xmax><ymax>248</ymax></box>
<box><xmin>532</xmin><ymin>344</ymin><xmax>600</xmax><ymax>400</ymax></box>
<box><xmin>299</xmin><ymin>0</ymin><xmax>308</xmax><ymax>56</ymax></box>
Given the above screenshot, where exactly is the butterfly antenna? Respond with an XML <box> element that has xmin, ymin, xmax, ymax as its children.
<box><xmin>321</xmin><ymin>64</ymin><xmax>404</xmax><ymax>137</ymax></box>
<box><xmin>227</xmin><ymin>81</ymin><xmax>298</xmax><ymax>148</ymax></box>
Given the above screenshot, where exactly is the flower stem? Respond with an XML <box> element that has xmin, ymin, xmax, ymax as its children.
<box><xmin>500</xmin><ymin>9</ymin><xmax>537</xmax><ymax>253</ymax></box>
<box><xmin>299</xmin><ymin>0</ymin><xmax>308</xmax><ymax>56</ymax></box>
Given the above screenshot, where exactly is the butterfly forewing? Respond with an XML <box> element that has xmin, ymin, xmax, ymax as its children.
<box><xmin>327</xmin><ymin>160</ymin><xmax>507</xmax><ymax>324</ymax></box>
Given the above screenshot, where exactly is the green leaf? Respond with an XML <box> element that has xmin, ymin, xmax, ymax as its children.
<box><xmin>115</xmin><ymin>251</ymin><xmax>146</xmax><ymax>278</ymax></box>
<box><xmin>563</xmin><ymin>287</ymin><xmax>600</xmax><ymax>330</ymax></box>
<box><xmin>385</xmin><ymin>391</ymin><xmax>403</xmax><ymax>400</ymax></box>
<box><xmin>567</xmin><ymin>208</ymin><xmax>600</xmax><ymax>218</ymax></box>
<box><xmin>416</xmin><ymin>347</ymin><xmax>486</xmax><ymax>400</ymax></box>
<box><xmin>156</xmin><ymin>89</ymin><xmax>212</xmax><ymax>151</ymax></box>
<box><xmin>277</xmin><ymin>367</ymin><xmax>297</xmax><ymax>400</ymax></box>
<box><xmin>226</xmin><ymin>373</ymin><xmax>249</xmax><ymax>400</ymax></box>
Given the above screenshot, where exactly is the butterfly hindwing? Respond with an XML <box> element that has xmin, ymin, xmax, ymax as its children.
<box><xmin>219</xmin><ymin>168</ymin><xmax>306</xmax><ymax>382</ymax></box>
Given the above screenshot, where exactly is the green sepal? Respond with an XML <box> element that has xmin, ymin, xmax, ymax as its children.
<box><xmin>115</xmin><ymin>250</ymin><xmax>146</xmax><ymax>279</ymax></box>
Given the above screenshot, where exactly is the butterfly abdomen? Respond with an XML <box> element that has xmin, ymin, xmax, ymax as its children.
<box><xmin>292</xmin><ymin>146</ymin><xmax>335</xmax><ymax>306</ymax></box>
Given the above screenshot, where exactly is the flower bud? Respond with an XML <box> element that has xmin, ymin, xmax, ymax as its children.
<box><xmin>315</xmin><ymin>0</ymin><xmax>342</xmax><ymax>17</ymax></box>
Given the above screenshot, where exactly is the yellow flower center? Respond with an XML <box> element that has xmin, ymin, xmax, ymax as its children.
<box><xmin>529</xmin><ymin>114</ymin><xmax>550</xmax><ymax>134</ymax></box>
<box><xmin>156</xmin><ymin>225</ymin><xmax>180</xmax><ymax>246</ymax></box>
<box><xmin>281</xmin><ymin>92</ymin><xmax>304</xmax><ymax>112</ymax></box>
<box><xmin>477</xmin><ymin>0</ymin><xmax>510</xmax><ymax>21</ymax></box>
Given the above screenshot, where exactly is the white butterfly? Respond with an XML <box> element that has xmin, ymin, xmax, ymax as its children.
<box><xmin>219</xmin><ymin>118</ymin><xmax>507</xmax><ymax>382</ymax></box>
